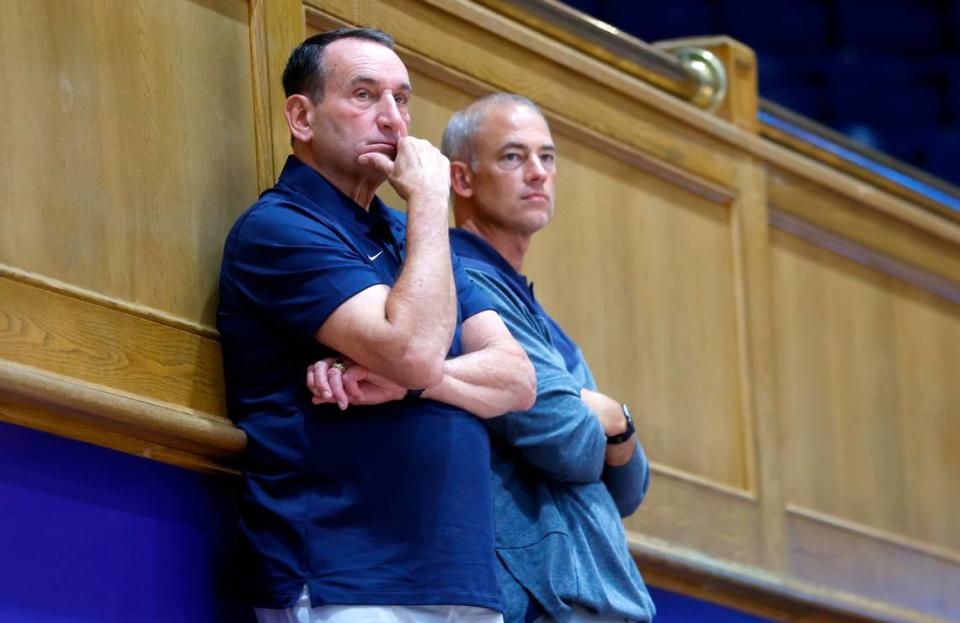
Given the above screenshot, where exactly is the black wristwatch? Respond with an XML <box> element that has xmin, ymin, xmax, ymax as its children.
<box><xmin>606</xmin><ymin>404</ymin><xmax>635</xmax><ymax>445</ymax></box>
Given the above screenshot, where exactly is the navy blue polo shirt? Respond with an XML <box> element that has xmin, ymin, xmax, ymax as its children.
<box><xmin>217</xmin><ymin>156</ymin><xmax>501</xmax><ymax>611</ymax></box>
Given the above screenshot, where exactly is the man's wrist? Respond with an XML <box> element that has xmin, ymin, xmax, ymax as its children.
<box><xmin>606</xmin><ymin>404</ymin><xmax>635</xmax><ymax>445</ymax></box>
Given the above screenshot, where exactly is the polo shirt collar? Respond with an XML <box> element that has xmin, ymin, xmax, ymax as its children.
<box><xmin>277</xmin><ymin>155</ymin><xmax>399</xmax><ymax>237</ymax></box>
<box><xmin>450</xmin><ymin>227</ymin><xmax>529</xmax><ymax>292</ymax></box>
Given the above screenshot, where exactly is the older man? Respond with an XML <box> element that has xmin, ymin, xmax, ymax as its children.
<box><xmin>218</xmin><ymin>30</ymin><xmax>534</xmax><ymax>623</ymax></box>
<box><xmin>443</xmin><ymin>94</ymin><xmax>656</xmax><ymax>623</ymax></box>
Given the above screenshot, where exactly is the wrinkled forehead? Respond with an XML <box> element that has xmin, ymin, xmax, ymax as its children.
<box><xmin>323</xmin><ymin>38</ymin><xmax>411</xmax><ymax>90</ymax></box>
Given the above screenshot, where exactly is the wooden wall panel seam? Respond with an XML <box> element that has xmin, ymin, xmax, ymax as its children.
<box><xmin>650</xmin><ymin>461</ymin><xmax>757</xmax><ymax>502</ymax></box>
<box><xmin>0</xmin><ymin>263</ymin><xmax>219</xmax><ymax>338</ymax></box>
<box><xmin>726</xmin><ymin>160</ymin><xmax>788</xmax><ymax>571</ymax></box>
<box><xmin>248</xmin><ymin>0</ymin><xmax>278</xmax><ymax>194</ymax></box>
<box><xmin>786</xmin><ymin>504</ymin><xmax>960</xmax><ymax>566</ymax></box>
<box><xmin>770</xmin><ymin>210</ymin><xmax>960</xmax><ymax>304</ymax></box>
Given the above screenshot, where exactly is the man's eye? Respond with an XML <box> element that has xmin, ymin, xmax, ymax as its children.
<box><xmin>541</xmin><ymin>153</ymin><xmax>555</xmax><ymax>164</ymax></box>
<box><xmin>355</xmin><ymin>90</ymin><xmax>370</xmax><ymax>100</ymax></box>
<box><xmin>394</xmin><ymin>94</ymin><xmax>408</xmax><ymax>105</ymax></box>
<box><xmin>503</xmin><ymin>153</ymin><xmax>522</xmax><ymax>162</ymax></box>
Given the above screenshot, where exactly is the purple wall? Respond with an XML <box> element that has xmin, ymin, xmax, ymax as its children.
<box><xmin>0</xmin><ymin>420</ymin><xmax>769</xmax><ymax>622</ymax></box>
<box><xmin>0</xmin><ymin>421</ymin><xmax>253</xmax><ymax>623</ymax></box>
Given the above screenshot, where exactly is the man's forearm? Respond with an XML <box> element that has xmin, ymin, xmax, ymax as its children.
<box><xmin>422</xmin><ymin>339</ymin><xmax>535</xmax><ymax>418</ymax></box>
<box><xmin>382</xmin><ymin>193</ymin><xmax>457</xmax><ymax>386</ymax></box>
<box><xmin>605</xmin><ymin>433</ymin><xmax>637</xmax><ymax>466</ymax></box>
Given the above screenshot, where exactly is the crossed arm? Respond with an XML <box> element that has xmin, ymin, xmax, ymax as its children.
<box><xmin>305</xmin><ymin>134</ymin><xmax>535</xmax><ymax>414</ymax></box>
<box><xmin>465</xmin><ymin>269</ymin><xmax>649</xmax><ymax>516</ymax></box>
<box><xmin>309</xmin><ymin>307</ymin><xmax>535</xmax><ymax>418</ymax></box>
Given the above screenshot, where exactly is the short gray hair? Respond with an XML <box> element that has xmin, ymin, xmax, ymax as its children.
<box><xmin>440</xmin><ymin>93</ymin><xmax>547</xmax><ymax>169</ymax></box>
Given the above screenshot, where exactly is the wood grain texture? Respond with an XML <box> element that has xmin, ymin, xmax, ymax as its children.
<box><xmin>727</xmin><ymin>155</ymin><xmax>787</xmax><ymax>570</ymax></box>
<box><xmin>769</xmin><ymin>168</ymin><xmax>960</xmax><ymax>286</ymax></box>
<box><xmin>530</xmin><ymin>130</ymin><xmax>748</xmax><ymax>490</ymax></box>
<box><xmin>633</xmin><ymin>532</ymin><xmax>953</xmax><ymax>623</ymax></box>
<box><xmin>788</xmin><ymin>509</ymin><xmax>960</xmax><ymax>620</ymax></box>
<box><xmin>625</xmin><ymin>466</ymin><xmax>762</xmax><ymax>566</ymax></box>
<box><xmin>772</xmin><ymin>229</ymin><xmax>960</xmax><ymax>552</ymax></box>
<box><xmin>259</xmin><ymin>0</ymin><xmax>304</xmax><ymax>181</ymax></box>
<box><xmin>308</xmin><ymin>0</ymin><xmax>745</xmax><ymax>187</ymax></box>
<box><xmin>0</xmin><ymin>276</ymin><xmax>226</xmax><ymax>416</ymax></box>
<box><xmin>0</xmin><ymin>0</ymin><xmax>259</xmax><ymax>327</ymax></box>
<box><xmin>1</xmin><ymin>0</ymin><xmax>957</xmax><ymax>620</ymax></box>
<box><xmin>656</xmin><ymin>36</ymin><xmax>760</xmax><ymax>133</ymax></box>
<box><xmin>314</xmin><ymin>0</ymin><xmax>960</xmax><ymax>249</ymax></box>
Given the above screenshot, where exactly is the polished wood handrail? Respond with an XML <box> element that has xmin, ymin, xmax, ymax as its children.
<box><xmin>472</xmin><ymin>0</ymin><xmax>960</xmax><ymax>220</ymax></box>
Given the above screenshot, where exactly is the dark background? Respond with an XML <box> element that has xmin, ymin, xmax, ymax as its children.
<box><xmin>563</xmin><ymin>0</ymin><xmax>960</xmax><ymax>188</ymax></box>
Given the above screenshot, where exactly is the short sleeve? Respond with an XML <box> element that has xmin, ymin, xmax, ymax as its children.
<box><xmin>222</xmin><ymin>205</ymin><xmax>387</xmax><ymax>342</ymax></box>
<box><xmin>453</xmin><ymin>251</ymin><xmax>495</xmax><ymax>320</ymax></box>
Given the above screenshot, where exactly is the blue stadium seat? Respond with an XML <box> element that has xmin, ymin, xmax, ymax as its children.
<box><xmin>604</xmin><ymin>0</ymin><xmax>718</xmax><ymax>42</ymax></box>
<box><xmin>947</xmin><ymin>62</ymin><xmax>960</xmax><ymax>123</ymax></box>
<box><xmin>719</xmin><ymin>0</ymin><xmax>829</xmax><ymax>50</ymax></box>
<box><xmin>836</xmin><ymin>0</ymin><xmax>948</xmax><ymax>52</ymax></box>
<box><xmin>923</xmin><ymin>128</ymin><xmax>960</xmax><ymax>183</ymax></box>
<box><xmin>825</xmin><ymin>56</ymin><xmax>943</xmax><ymax>126</ymax></box>
<box><xmin>869</xmin><ymin>127</ymin><xmax>930</xmax><ymax>163</ymax></box>
<box><xmin>758</xmin><ymin>52</ymin><xmax>827</xmax><ymax>118</ymax></box>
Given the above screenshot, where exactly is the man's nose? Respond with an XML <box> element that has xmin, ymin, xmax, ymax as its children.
<box><xmin>525</xmin><ymin>156</ymin><xmax>548</xmax><ymax>182</ymax></box>
<box><xmin>377</xmin><ymin>95</ymin><xmax>404</xmax><ymax>132</ymax></box>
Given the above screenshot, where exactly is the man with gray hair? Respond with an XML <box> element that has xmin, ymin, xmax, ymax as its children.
<box><xmin>443</xmin><ymin>93</ymin><xmax>656</xmax><ymax>623</ymax></box>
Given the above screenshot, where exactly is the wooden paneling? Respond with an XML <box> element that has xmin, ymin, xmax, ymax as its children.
<box><xmin>0</xmin><ymin>0</ymin><xmax>295</xmax><ymax>471</ymax></box>
<box><xmin>529</xmin><ymin>134</ymin><xmax>747</xmax><ymax>491</ymax></box>
<box><xmin>788</xmin><ymin>508</ymin><xmax>960</xmax><ymax>620</ymax></box>
<box><xmin>627</xmin><ymin>467</ymin><xmax>761</xmax><ymax>565</ymax></box>
<box><xmin>769</xmin><ymin>168</ymin><xmax>960</xmax><ymax>286</ymax></box>
<box><xmin>773</xmin><ymin>229</ymin><xmax>960</xmax><ymax>552</ymax></box>
<box><xmin>0</xmin><ymin>274</ymin><xmax>225</xmax><ymax>416</ymax></box>
<box><xmin>0</xmin><ymin>0</ymin><xmax>259</xmax><ymax>328</ymax></box>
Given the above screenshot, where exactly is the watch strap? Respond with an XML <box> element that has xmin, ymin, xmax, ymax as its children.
<box><xmin>606</xmin><ymin>404</ymin><xmax>635</xmax><ymax>445</ymax></box>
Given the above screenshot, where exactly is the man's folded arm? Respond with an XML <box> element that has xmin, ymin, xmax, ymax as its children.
<box><xmin>602</xmin><ymin>441</ymin><xmax>651</xmax><ymax>517</ymax></box>
<box><xmin>466</xmin><ymin>269</ymin><xmax>609</xmax><ymax>484</ymax></box>
<box><xmin>314</xmin><ymin>201</ymin><xmax>458</xmax><ymax>389</ymax></box>
<box><xmin>421</xmin><ymin>309</ymin><xmax>537</xmax><ymax>418</ymax></box>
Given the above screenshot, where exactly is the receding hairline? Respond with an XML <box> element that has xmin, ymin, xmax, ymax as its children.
<box><xmin>441</xmin><ymin>93</ymin><xmax>549</xmax><ymax>167</ymax></box>
<box><xmin>319</xmin><ymin>39</ymin><xmax>411</xmax><ymax>91</ymax></box>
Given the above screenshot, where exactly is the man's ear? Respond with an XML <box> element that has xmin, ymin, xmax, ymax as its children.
<box><xmin>450</xmin><ymin>161</ymin><xmax>474</xmax><ymax>198</ymax></box>
<box><xmin>284</xmin><ymin>94</ymin><xmax>314</xmax><ymax>144</ymax></box>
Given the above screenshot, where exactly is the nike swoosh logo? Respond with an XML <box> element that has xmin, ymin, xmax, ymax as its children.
<box><xmin>367</xmin><ymin>250</ymin><xmax>383</xmax><ymax>261</ymax></box>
